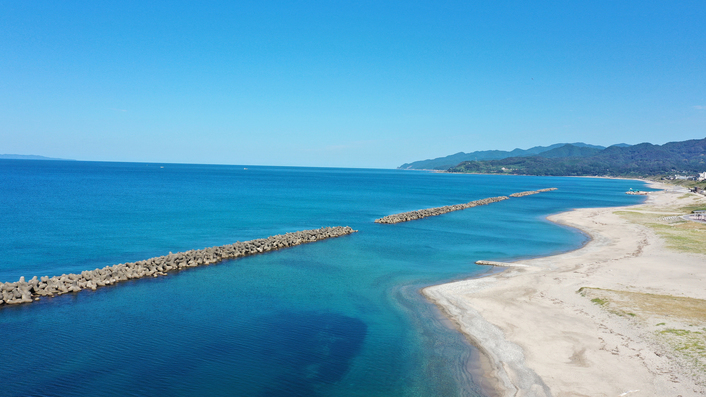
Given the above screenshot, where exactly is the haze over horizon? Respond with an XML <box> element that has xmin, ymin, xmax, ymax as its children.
<box><xmin>2</xmin><ymin>1</ymin><xmax>705</xmax><ymax>168</ymax></box>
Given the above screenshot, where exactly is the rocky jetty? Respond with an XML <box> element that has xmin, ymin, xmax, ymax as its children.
<box><xmin>375</xmin><ymin>188</ymin><xmax>558</xmax><ymax>224</ymax></box>
<box><xmin>475</xmin><ymin>260</ymin><xmax>528</xmax><ymax>268</ymax></box>
<box><xmin>0</xmin><ymin>226</ymin><xmax>356</xmax><ymax>307</ymax></box>
<box><xmin>509</xmin><ymin>187</ymin><xmax>558</xmax><ymax>197</ymax></box>
<box><xmin>374</xmin><ymin>196</ymin><xmax>509</xmax><ymax>224</ymax></box>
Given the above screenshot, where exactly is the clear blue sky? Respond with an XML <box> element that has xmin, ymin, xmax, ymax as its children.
<box><xmin>2</xmin><ymin>1</ymin><xmax>705</xmax><ymax>168</ymax></box>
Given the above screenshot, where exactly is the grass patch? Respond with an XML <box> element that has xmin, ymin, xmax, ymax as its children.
<box><xmin>656</xmin><ymin>179</ymin><xmax>706</xmax><ymax>191</ymax></box>
<box><xmin>580</xmin><ymin>287</ymin><xmax>706</xmax><ymax>322</ymax></box>
<box><xmin>662</xmin><ymin>329</ymin><xmax>693</xmax><ymax>336</ymax></box>
<box><xmin>650</xmin><ymin>223</ymin><xmax>706</xmax><ymax>254</ymax></box>
<box><xmin>591</xmin><ymin>297</ymin><xmax>608</xmax><ymax>306</ymax></box>
<box><xmin>614</xmin><ymin>202</ymin><xmax>706</xmax><ymax>254</ymax></box>
<box><xmin>659</xmin><ymin>328</ymin><xmax>706</xmax><ymax>372</ymax></box>
<box><xmin>681</xmin><ymin>204</ymin><xmax>706</xmax><ymax>213</ymax></box>
<box><xmin>581</xmin><ymin>287</ymin><xmax>706</xmax><ymax>375</ymax></box>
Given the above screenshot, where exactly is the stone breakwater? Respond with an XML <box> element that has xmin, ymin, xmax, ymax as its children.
<box><xmin>0</xmin><ymin>226</ymin><xmax>357</xmax><ymax>307</ymax></box>
<box><xmin>509</xmin><ymin>188</ymin><xmax>558</xmax><ymax>198</ymax></box>
<box><xmin>374</xmin><ymin>188</ymin><xmax>558</xmax><ymax>224</ymax></box>
<box><xmin>475</xmin><ymin>260</ymin><xmax>528</xmax><ymax>268</ymax></box>
<box><xmin>374</xmin><ymin>196</ymin><xmax>510</xmax><ymax>224</ymax></box>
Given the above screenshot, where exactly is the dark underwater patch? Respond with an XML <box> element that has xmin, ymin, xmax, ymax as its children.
<box><xmin>256</xmin><ymin>311</ymin><xmax>367</xmax><ymax>396</ymax></box>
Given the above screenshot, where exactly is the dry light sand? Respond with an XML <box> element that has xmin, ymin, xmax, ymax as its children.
<box><xmin>424</xmin><ymin>182</ymin><xmax>706</xmax><ymax>397</ymax></box>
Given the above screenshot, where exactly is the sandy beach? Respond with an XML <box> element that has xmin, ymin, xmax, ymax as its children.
<box><xmin>424</xmin><ymin>182</ymin><xmax>706</xmax><ymax>396</ymax></box>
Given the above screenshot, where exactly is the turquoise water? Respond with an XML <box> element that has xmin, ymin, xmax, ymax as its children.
<box><xmin>0</xmin><ymin>160</ymin><xmax>648</xmax><ymax>396</ymax></box>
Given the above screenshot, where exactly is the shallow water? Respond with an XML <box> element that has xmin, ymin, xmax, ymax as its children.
<box><xmin>0</xmin><ymin>160</ymin><xmax>648</xmax><ymax>396</ymax></box>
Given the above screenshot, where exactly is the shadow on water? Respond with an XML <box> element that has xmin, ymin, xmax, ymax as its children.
<box><xmin>256</xmin><ymin>312</ymin><xmax>367</xmax><ymax>397</ymax></box>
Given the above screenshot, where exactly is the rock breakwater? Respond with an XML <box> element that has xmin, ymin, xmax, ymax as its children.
<box><xmin>475</xmin><ymin>260</ymin><xmax>528</xmax><ymax>268</ymax></box>
<box><xmin>0</xmin><ymin>226</ymin><xmax>356</xmax><ymax>307</ymax></box>
<box><xmin>509</xmin><ymin>188</ymin><xmax>557</xmax><ymax>197</ymax></box>
<box><xmin>374</xmin><ymin>196</ymin><xmax>510</xmax><ymax>224</ymax></box>
<box><xmin>375</xmin><ymin>188</ymin><xmax>558</xmax><ymax>224</ymax></box>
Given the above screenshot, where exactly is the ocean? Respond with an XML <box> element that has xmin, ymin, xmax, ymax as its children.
<box><xmin>0</xmin><ymin>160</ymin><xmax>648</xmax><ymax>396</ymax></box>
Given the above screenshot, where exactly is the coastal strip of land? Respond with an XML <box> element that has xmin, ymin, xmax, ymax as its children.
<box><xmin>375</xmin><ymin>188</ymin><xmax>557</xmax><ymax>224</ymax></box>
<box><xmin>424</xmin><ymin>183</ymin><xmax>706</xmax><ymax>396</ymax></box>
<box><xmin>0</xmin><ymin>226</ymin><xmax>357</xmax><ymax>307</ymax></box>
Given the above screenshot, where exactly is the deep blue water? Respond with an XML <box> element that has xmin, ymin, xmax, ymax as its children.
<box><xmin>0</xmin><ymin>160</ymin><xmax>648</xmax><ymax>396</ymax></box>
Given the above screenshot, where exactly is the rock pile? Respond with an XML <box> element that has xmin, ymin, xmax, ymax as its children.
<box><xmin>0</xmin><ymin>226</ymin><xmax>357</xmax><ymax>307</ymax></box>
<box><xmin>475</xmin><ymin>260</ymin><xmax>528</xmax><ymax>268</ymax></box>
<box><xmin>375</xmin><ymin>196</ymin><xmax>509</xmax><ymax>224</ymax></box>
<box><xmin>375</xmin><ymin>188</ymin><xmax>559</xmax><ymax>224</ymax></box>
<box><xmin>509</xmin><ymin>188</ymin><xmax>557</xmax><ymax>197</ymax></box>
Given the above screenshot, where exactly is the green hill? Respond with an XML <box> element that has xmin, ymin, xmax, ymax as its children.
<box><xmin>398</xmin><ymin>142</ymin><xmax>605</xmax><ymax>170</ymax></box>
<box><xmin>536</xmin><ymin>144</ymin><xmax>603</xmax><ymax>158</ymax></box>
<box><xmin>448</xmin><ymin>138</ymin><xmax>706</xmax><ymax>177</ymax></box>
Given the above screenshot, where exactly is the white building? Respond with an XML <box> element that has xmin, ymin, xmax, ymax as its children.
<box><xmin>699</xmin><ymin>172</ymin><xmax>706</xmax><ymax>181</ymax></box>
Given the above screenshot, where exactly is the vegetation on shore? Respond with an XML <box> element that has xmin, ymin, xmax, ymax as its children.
<box><xmin>446</xmin><ymin>138</ymin><xmax>706</xmax><ymax>178</ymax></box>
<box><xmin>579</xmin><ymin>287</ymin><xmax>706</xmax><ymax>378</ymax></box>
<box><xmin>649</xmin><ymin>177</ymin><xmax>706</xmax><ymax>191</ymax></box>
<box><xmin>575</xmin><ymin>193</ymin><xmax>706</xmax><ymax>381</ymax></box>
<box><xmin>614</xmin><ymin>195</ymin><xmax>706</xmax><ymax>254</ymax></box>
<box><xmin>398</xmin><ymin>142</ymin><xmax>606</xmax><ymax>170</ymax></box>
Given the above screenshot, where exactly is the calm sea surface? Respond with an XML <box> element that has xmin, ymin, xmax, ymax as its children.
<box><xmin>0</xmin><ymin>160</ymin><xmax>648</xmax><ymax>396</ymax></box>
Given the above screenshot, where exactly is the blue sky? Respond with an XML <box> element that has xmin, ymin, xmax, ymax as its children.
<box><xmin>2</xmin><ymin>1</ymin><xmax>705</xmax><ymax>168</ymax></box>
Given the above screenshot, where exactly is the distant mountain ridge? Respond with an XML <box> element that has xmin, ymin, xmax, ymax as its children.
<box><xmin>448</xmin><ymin>138</ymin><xmax>706</xmax><ymax>177</ymax></box>
<box><xmin>398</xmin><ymin>142</ymin><xmax>607</xmax><ymax>170</ymax></box>
<box><xmin>536</xmin><ymin>144</ymin><xmax>603</xmax><ymax>158</ymax></box>
<box><xmin>0</xmin><ymin>154</ymin><xmax>71</xmax><ymax>161</ymax></box>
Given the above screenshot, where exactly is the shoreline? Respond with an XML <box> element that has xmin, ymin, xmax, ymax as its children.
<box><xmin>424</xmin><ymin>181</ymin><xmax>706</xmax><ymax>396</ymax></box>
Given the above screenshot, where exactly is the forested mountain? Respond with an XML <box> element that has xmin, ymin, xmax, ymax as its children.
<box><xmin>536</xmin><ymin>144</ymin><xmax>603</xmax><ymax>158</ymax></box>
<box><xmin>398</xmin><ymin>142</ymin><xmax>606</xmax><ymax>170</ymax></box>
<box><xmin>448</xmin><ymin>138</ymin><xmax>706</xmax><ymax>176</ymax></box>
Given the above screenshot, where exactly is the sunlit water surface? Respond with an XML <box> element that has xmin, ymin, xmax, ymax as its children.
<box><xmin>0</xmin><ymin>160</ymin><xmax>648</xmax><ymax>396</ymax></box>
